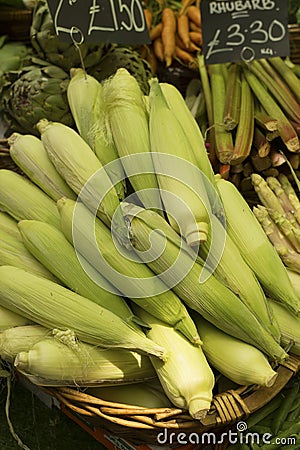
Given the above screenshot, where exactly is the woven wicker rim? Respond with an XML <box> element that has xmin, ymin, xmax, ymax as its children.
<box><xmin>38</xmin><ymin>354</ymin><xmax>300</xmax><ymax>434</ymax></box>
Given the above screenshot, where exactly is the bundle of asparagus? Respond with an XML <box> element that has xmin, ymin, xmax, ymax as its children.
<box><xmin>252</xmin><ymin>172</ymin><xmax>300</xmax><ymax>275</ymax></box>
<box><xmin>192</xmin><ymin>56</ymin><xmax>300</xmax><ymax>202</ymax></box>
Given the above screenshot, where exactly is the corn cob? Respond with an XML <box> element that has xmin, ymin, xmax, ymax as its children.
<box><xmin>0</xmin><ymin>211</ymin><xmax>21</xmax><ymax>241</ymax></box>
<box><xmin>149</xmin><ymin>79</ymin><xmax>211</xmax><ymax>247</ymax></box>
<box><xmin>36</xmin><ymin>119</ymin><xmax>127</xmax><ymax>241</ymax></box>
<box><xmin>67</xmin><ymin>68</ymin><xmax>125</xmax><ymax>200</ymax></box>
<box><xmin>57</xmin><ymin>197</ymin><xmax>201</xmax><ymax>346</ymax></box>
<box><xmin>0</xmin><ymin>265</ymin><xmax>166</xmax><ymax>360</ymax></box>
<box><xmin>8</xmin><ymin>132</ymin><xmax>76</xmax><ymax>202</ymax></box>
<box><xmin>18</xmin><ymin>220</ymin><xmax>137</xmax><ymax>326</ymax></box>
<box><xmin>268</xmin><ymin>298</ymin><xmax>300</xmax><ymax>356</ymax></box>
<box><xmin>287</xmin><ymin>269</ymin><xmax>300</xmax><ymax>300</ymax></box>
<box><xmin>132</xmin><ymin>305</ymin><xmax>215</xmax><ymax>420</ymax></box>
<box><xmin>100</xmin><ymin>68</ymin><xmax>163</xmax><ymax>213</ymax></box>
<box><xmin>216</xmin><ymin>176</ymin><xmax>300</xmax><ymax>316</ymax></box>
<box><xmin>0</xmin><ymin>324</ymin><xmax>50</xmax><ymax>362</ymax></box>
<box><xmin>0</xmin><ymin>169</ymin><xmax>61</xmax><ymax>228</ymax></box>
<box><xmin>122</xmin><ymin>202</ymin><xmax>287</xmax><ymax>362</ymax></box>
<box><xmin>199</xmin><ymin>213</ymin><xmax>280</xmax><ymax>340</ymax></box>
<box><xmin>0</xmin><ymin>305</ymin><xmax>33</xmax><ymax>331</ymax></box>
<box><xmin>15</xmin><ymin>337</ymin><xmax>156</xmax><ymax>386</ymax></box>
<box><xmin>67</xmin><ymin>68</ymin><xmax>100</xmax><ymax>144</ymax></box>
<box><xmin>87</xmin><ymin>381</ymin><xmax>172</xmax><ymax>408</ymax></box>
<box><xmin>159</xmin><ymin>82</ymin><xmax>216</xmax><ymax>188</ymax></box>
<box><xmin>0</xmin><ymin>215</ymin><xmax>59</xmax><ymax>282</ymax></box>
<box><xmin>193</xmin><ymin>315</ymin><xmax>278</xmax><ymax>387</ymax></box>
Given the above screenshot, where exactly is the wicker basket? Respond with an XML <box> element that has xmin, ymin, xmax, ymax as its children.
<box><xmin>1</xmin><ymin>147</ymin><xmax>300</xmax><ymax>448</ymax></box>
<box><xmin>32</xmin><ymin>354</ymin><xmax>300</xmax><ymax>448</ymax></box>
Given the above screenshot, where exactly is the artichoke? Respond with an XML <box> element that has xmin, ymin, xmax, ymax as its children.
<box><xmin>0</xmin><ymin>36</ymin><xmax>31</xmax><ymax>96</ymax></box>
<box><xmin>89</xmin><ymin>45</ymin><xmax>152</xmax><ymax>95</ymax></box>
<box><xmin>30</xmin><ymin>0</ymin><xmax>105</xmax><ymax>72</ymax></box>
<box><xmin>1</xmin><ymin>58</ymin><xmax>73</xmax><ymax>136</ymax></box>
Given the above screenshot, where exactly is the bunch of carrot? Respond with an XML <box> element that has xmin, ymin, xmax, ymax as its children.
<box><xmin>140</xmin><ymin>0</ymin><xmax>202</xmax><ymax>73</ymax></box>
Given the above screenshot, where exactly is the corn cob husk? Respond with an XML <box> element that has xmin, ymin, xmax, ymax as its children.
<box><xmin>67</xmin><ymin>68</ymin><xmax>101</xmax><ymax>144</ymax></box>
<box><xmin>159</xmin><ymin>82</ymin><xmax>216</xmax><ymax>188</ymax></box>
<box><xmin>8</xmin><ymin>132</ymin><xmax>76</xmax><ymax>202</ymax></box>
<box><xmin>0</xmin><ymin>211</ymin><xmax>22</xmax><ymax>241</ymax></box>
<box><xmin>100</xmin><ymin>68</ymin><xmax>163</xmax><ymax>212</ymax></box>
<box><xmin>132</xmin><ymin>305</ymin><xmax>215</xmax><ymax>420</ymax></box>
<box><xmin>14</xmin><ymin>337</ymin><xmax>156</xmax><ymax>386</ymax></box>
<box><xmin>18</xmin><ymin>220</ymin><xmax>137</xmax><ymax>327</ymax></box>
<box><xmin>0</xmin><ymin>169</ymin><xmax>61</xmax><ymax>228</ymax></box>
<box><xmin>0</xmin><ymin>324</ymin><xmax>50</xmax><ymax>362</ymax></box>
<box><xmin>0</xmin><ymin>216</ymin><xmax>59</xmax><ymax>282</ymax></box>
<box><xmin>199</xmin><ymin>213</ymin><xmax>280</xmax><ymax>340</ymax></box>
<box><xmin>267</xmin><ymin>298</ymin><xmax>300</xmax><ymax>356</ymax></box>
<box><xmin>122</xmin><ymin>202</ymin><xmax>287</xmax><ymax>362</ymax></box>
<box><xmin>57</xmin><ymin>197</ymin><xmax>201</xmax><ymax>346</ymax></box>
<box><xmin>67</xmin><ymin>68</ymin><xmax>125</xmax><ymax>200</ymax></box>
<box><xmin>149</xmin><ymin>79</ymin><xmax>211</xmax><ymax>247</ymax></box>
<box><xmin>87</xmin><ymin>381</ymin><xmax>172</xmax><ymax>408</ymax></box>
<box><xmin>193</xmin><ymin>315</ymin><xmax>278</xmax><ymax>387</ymax></box>
<box><xmin>36</xmin><ymin>119</ymin><xmax>127</xmax><ymax>241</ymax></box>
<box><xmin>216</xmin><ymin>176</ymin><xmax>300</xmax><ymax>316</ymax></box>
<box><xmin>0</xmin><ymin>305</ymin><xmax>33</xmax><ymax>331</ymax></box>
<box><xmin>0</xmin><ymin>265</ymin><xmax>166</xmax><ymax>360</ymax></box>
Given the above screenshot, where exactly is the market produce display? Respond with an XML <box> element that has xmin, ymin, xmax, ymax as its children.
<box><xmin>0</xmin><ymin>0</ymin><xmax>300</xmax><ymax>448</ymax></box>
<box><xmin>0</xmin><ymin>65</ymin><xmax>299</xmax><ymax>428</ymax></box>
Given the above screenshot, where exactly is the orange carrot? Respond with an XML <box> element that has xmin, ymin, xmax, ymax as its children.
<box><xmin>189</xmin><ymin>21</ymin><xmax>201</xmax><ymax>32</ymax></box>
<box><xmin>187</xmin><ymin>5</ymin><xmax>201</xmax><ymax>28</ymax></box>
<box><xmin>189</xmin><ymin>30</ymin><xmax>202</xmax><ymax>46</ymax></box>
<box><xmin>175</xmin><ymin>46</ymin><xmax>197</xmax><ymax>68</ymax></box>
<box><xmin>150</xmin><ymin>22</ymin><xmax>163</xmax><ymax>41</ymax></box>
<box><xmin>143</xmin><ymin>8</ymin><xmax>153</xmax><ymax>31</ymax></box>
<box><xmin>176</xmin><ymin>34</ymin><xmax>200</xmax><ymax>53</ymax></box>
<box><xmin>177</xmin><ymin>13</ymin><xmax>190</xmax><ymax>49</ymax></box>
<box><xmin>161</xmin><ymin>7</ymin><xmax>177</xmax><ymax>67</ymax></box>
<box><xmin>153</xmin><ymin>37</ymin><xmax>164</xmax><ymax>62</ymax></box>
<box><xmin>179</xmin><ymin>0</ymin><xmax>195</xmax><ymax>15</ymax></box>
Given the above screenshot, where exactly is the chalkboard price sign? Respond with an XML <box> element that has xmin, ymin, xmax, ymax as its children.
<box><xmin>46</xmin><ymin>0</ymin><xmax>151</xmax><ymax>45</ymax></box>
<box><xmin>200</xmin><ymin>0</ymin><xmax>289</xmax><ymax>64</ymax></box>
